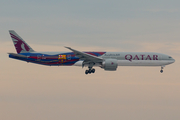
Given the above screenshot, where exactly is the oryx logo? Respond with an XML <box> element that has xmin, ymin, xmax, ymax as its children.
<box><xmin>10</xmin><ymin>33</ymin><xmax>30</xmax><ymax>53</ymax></box>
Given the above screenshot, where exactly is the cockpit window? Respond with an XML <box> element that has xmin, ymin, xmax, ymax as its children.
<box><xmin>169</xmin><ymin>56</ymin><xmax>172</xmax><ymax>58</ymax></box>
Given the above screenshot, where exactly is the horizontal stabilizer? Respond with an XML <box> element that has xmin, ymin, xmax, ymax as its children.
<box><xmin>8</xmin><ymin>53</ymin><xmax>27</xmax><ymax>58</ymax></box>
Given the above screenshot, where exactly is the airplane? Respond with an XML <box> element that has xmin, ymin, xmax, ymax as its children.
<box><xmin>8</xmin><ymin>30</ymin><xmax>175</xmax><ymax>74</ymax></box>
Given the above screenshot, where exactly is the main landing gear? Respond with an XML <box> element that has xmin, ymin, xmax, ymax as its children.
<box><xmin>85</xmin><ymin>67</ymin><xmax>95</xmax><ymax>75</ymax></box>
<box><xmin>85</xmin><ymin>63</ymin><xmax>95</xmax><ymax>75</ymax></box>
<box><xmin>160</xmin><ymin>66</ymin><xmax>164</xmax><ymax>73</ymax></box>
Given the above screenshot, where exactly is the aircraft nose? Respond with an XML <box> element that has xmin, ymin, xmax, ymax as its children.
<box><xmin>171</xmin><ymin>58</ymin><xmax>175</xmax><ymax>63</ymax></box>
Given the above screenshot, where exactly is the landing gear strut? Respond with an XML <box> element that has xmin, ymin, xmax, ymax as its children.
<box><xmin>160</xmin><ymin>66</ymin><xmax>164</xmax><ymax>73</ymax></box>
<box><xmin>85</xmin><ymin>66</ymin><xmax>95</xmax><ymax>75</ymax></box>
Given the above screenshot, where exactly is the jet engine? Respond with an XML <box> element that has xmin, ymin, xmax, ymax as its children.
<box><xmin>102</xmin><ymin>59</ymin><xmax>118</xmax><ymax>71</ymax></box>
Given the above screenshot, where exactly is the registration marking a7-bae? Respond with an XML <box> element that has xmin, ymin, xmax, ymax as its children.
<box><xmin>8</xmin><ymin>30</ymin><xmax>175</xmax><ymax>74</ymax></box>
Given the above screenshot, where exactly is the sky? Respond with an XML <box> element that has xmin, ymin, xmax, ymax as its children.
<box><xmin>0</xmin><ymin>0</ymin><xmax>180</xmax><ymax>120</ymax></box>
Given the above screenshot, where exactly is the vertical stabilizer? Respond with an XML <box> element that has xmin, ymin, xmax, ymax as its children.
<box><xmin>9</xmin><ymin>30</ymin><xmax>35</xmax><ymax>54</ymax></box>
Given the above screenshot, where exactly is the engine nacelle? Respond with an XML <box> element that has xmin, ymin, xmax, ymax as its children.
<box><xmin>102</xmin><ymin>59</ymin><xmax>118</xmax><ymax>71</ymax></box>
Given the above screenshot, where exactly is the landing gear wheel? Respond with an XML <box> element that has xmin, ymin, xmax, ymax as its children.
<box><xmin>160</xmin><ymin>66</ymin><xmax>164</xmax><ymax>73</ymax></box>
<box><xmin>88</xmin><ymin>70</ymin><xmax>91</xmax><ymax>74</ymax></box>
<box><xmin>85</xmin><ymin>68</ymin><xmax>95</xmax><ymax>75</ymax></box>
<box><xmin>91</xmin><ymin>69</ymin><xmax>95</xmax><ymax>73</ymax></box>
<box><xmin>85</xmin><ymin>70</ymin><xmax>89</xmax><ymax>75</ymax></box>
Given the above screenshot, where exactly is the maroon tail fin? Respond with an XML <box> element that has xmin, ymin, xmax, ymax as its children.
<box><xmin>9</xmin><ymin>30</ymin><xmax>35</xmax><ymax>54</ymax></box>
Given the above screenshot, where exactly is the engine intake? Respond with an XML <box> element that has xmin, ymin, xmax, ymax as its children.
<box><xmin>102</xmin><ymin>59</ymin><xmax>118</xmax><ymax>71</ymax></box>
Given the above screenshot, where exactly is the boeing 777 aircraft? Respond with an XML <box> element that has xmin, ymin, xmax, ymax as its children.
<box><xmin>8</xmin><ymin>30</ymin><xmax>175</xmax><ymax>74</ymax></box>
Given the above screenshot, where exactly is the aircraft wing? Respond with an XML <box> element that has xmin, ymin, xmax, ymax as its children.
<box><xmin>65</xmin><ymin>47</ymin><xmax>103</xmax><ymax>63</ymax></box>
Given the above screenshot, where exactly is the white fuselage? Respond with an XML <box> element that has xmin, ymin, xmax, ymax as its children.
<box><xmin>74</xmin><ymin>52</ymin><xmax>175</xmax><ymax>67</ymax></box>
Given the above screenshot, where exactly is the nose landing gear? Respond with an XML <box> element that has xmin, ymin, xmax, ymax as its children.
<box><xmin>160</xmin><ymin>66</ymin><xmax>164</xmax><ymax>73</ymax></box>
